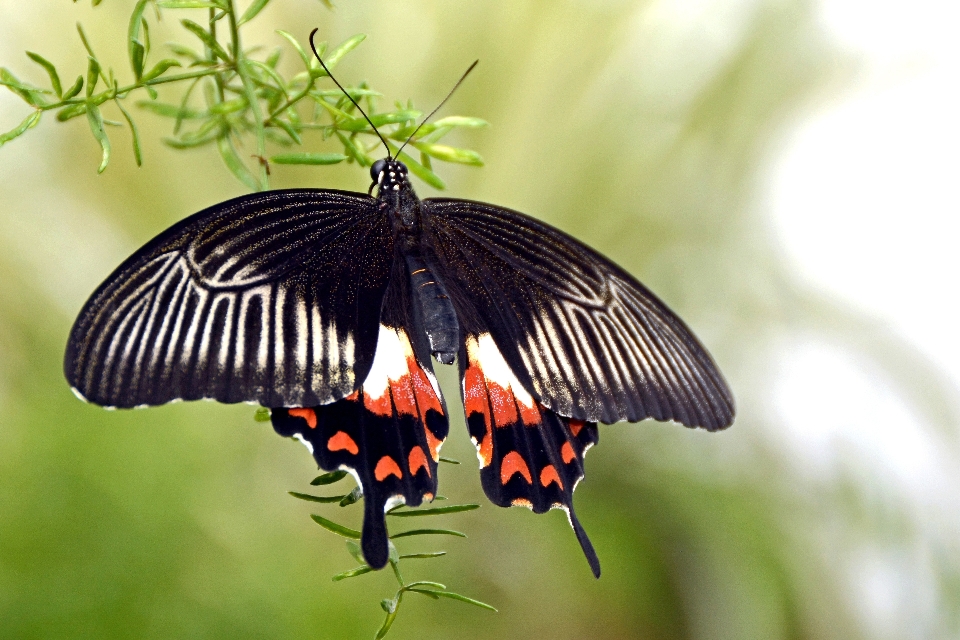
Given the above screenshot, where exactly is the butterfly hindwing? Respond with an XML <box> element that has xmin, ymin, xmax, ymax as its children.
<box><xmin>65</xmin><ymin>190</ymin><xmax>390</xmax><ymax>409</ymax></box>
<box><xmin>272</xmin><ymin>324</ymin><xmax>448</xmax><ymax>569</ymax></box>
<box><xmin>425</xmin><ymin>198</ymin><xmax>735</xmax><ymax>431</ymax></box>
<box><xmin>460</xmin><ymin>332</ymin><xmax>602</xmax><ymax>576</ymax></box>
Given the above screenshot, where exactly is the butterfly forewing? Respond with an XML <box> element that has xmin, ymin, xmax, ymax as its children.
<box><xmin>424</xmin><ymin>198</ymin><xmax>734</xmax><ymax>431</ymax></box>
<box><xmin>65</xmin><ymin>190</ymin><xmax>391</xmax><ymax>409</ymax></box>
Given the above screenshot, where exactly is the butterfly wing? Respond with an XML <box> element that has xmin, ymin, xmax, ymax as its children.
<box><xmin>65</xmin><ymin>189</ymin><xmax>391</xmax><ymax>409</ymax></box>
<box><xmin>424</xmin><ymin>198</ymin><xmax>735</xmax><ymax>431</ymax></box>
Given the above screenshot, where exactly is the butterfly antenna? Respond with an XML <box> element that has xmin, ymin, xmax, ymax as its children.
<box><xmin>396</xmin><ymin>59</ymin><xmax>479</xmax><ymax>157</ymax></box>
<box><xmin>309</xmin><ymin>28</ymin><xmax>391</xmax><ymax>159</ymax></box>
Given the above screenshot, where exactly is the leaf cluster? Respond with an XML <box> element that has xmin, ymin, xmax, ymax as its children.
<box><xmin>1</xmin><ymin>0</ymin><xmax>486</xmax><ymax>191</ymax></box>
<box><xmin>291</xmin><ymin>467</ymin><xmax>496</xmax><ymax>639</ymax></box>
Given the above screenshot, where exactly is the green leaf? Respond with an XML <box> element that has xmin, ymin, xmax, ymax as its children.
<box><xmin>86</xmin><ymin>103</ymin><xmax>111</xmax><ymax>173</ymax></box>
<box><xmin>156</xmin><ymin>0</ymin><xmax>223</xmax><ymax>7</ymax></box>
<box><xmin>403</xmin><ymin>580</ymin><xmax>446</xmax><ymax>591</ymax></box>
<box><xmin>128</xmin><ymin>0</ymin><xmax>153</xmax><ymax>66</ymax></box>
<box><xmin>345</xmin><ymin>539</ymin><xmax>364</xmax><ymax>564</ymax></box>
<box><xmin>275</xmin><ymin>30</ymin><xmax>311</xmax><ymax>69</ymax></box>
<box><xmin>238</xmin><ymin>0</ymin><xmax>272</xmax><ymax>25</ymax></box>
<box><xmin>272</xmin><ymin>119</ymin><xmax>301</xmax><ymax>145</ymax></box>
<box><xmin>406</xmin><ymin>588</ymin><xmax>441</xmax><ymax>600</ymax></box>
<box><xmin>114</xmin><ymin>99</ymin><xmax>143</xmax><ymax>167</ymax></box>
<box><xmin>166</xmin><ymin>43</ymin><xmax>204</xmax><ymax>63</ymax></box>
<box><xmin>217</xmin><ymin>135</ymin><xmax>259</xmax><ymax>191</ymax></box>
<box><xmin>381</xmin><ymin>597</ymin><xmax>398</xmax><ymax>614</ymax></box>
<box><xmin>399</xmin><ymin>552</ymin><xmax>447</xmax><ymax>560</ymax></box>
<box><xmin>271</xmin><ymin>152</ymin><xmax>346</xmax><ymax>165</ymax></box>
<box><xmin>388</xmin><ymin>504</ymin><xmax>480</xmax><ymax>518</ymax></box>
<box><xmin>396</xmin><ymin>149</ymin><xmax>445</xmax><ymax>189</ymax></box>
<box><xmin>439</xmin><ymin>456</ymin><xmax>460</xmax><ymax>465</ymax></box>
<box><xmin>253</xmin><ymin>407</ymin><xmax>271</xmax><ymax>422</ymax></box>
<box><xmin>339</xmin><ymin>486</ymin><xmax>361</xmax><ymax>507</ymax></box>
<box><xmin>338</xmin><ymin>110</ymin><xmax>419</xmax><ymax>132</ymax></box>
<box><xmin>26</xmin><ymin>52</ymin><xmax>62</xmax><ymax>97</ymax></box>
<box><xmin>310</xmin><ymin>514</ymin><xmax>361</xmax><ymax>539</ymax></box>
<box><xmin>288</xmin><ymin>491</ymin><xmax>345</xmax><ymax>504</ymax></box>
<box><xmin>389</xmin><ymin>528</ymin><xmax>466</xmax><ymax>539</ymax></box>
<box><xmin>85</xmin><ymin>57</ymin><xmax>99</xmax><ymax>97</ymax></box>
<box><xmin>413</xmin><ymin>143</ymin><xmax>483</xmax><ymax>166</ymax></box>
<box><xmin>323</xmin><ymin>34</ymin><xmax>365</xmax><ymax>69</ymax></box>
<box><xmin>431</xmin><ymin>116</ymin><xmax>488</xmax><ymax>129</ymax></box>
<box><xmin>0</xmin><ymin>68</ymin><xmax>48</xmax><ymax>107</ymax></box>
<box><xmin>131</xmin><ymin>40</ymin><xmax>145</xmax><ymax>79</ymax></box>
<box><xmin>0</xmin><ymin>110</ymin><xmax>41</xmax><ymax>148</ymax></box>
<box><xmin>209</xmin><ymin>97</ymin><xmax>247</xmax><ymax>114</ymax></box>
<box><xmin>419</xmin><ymin>590</ymin><xmax>498</xmax><ymax>611</ymax></box>
<box><xmin>141</xmin><ymin>59</ymin><xmax>182</xmax><ymax>82</ymax></box>
<box><xmin>310</xmin><ymin>470</ymin><xmax>348</xmax><ymax>486</ymax></box>
<box><xmin>62</xmin><ymin>75</ymin><xmax>84</xmax><ymax>100</ymax></box>
<box><xmin>137</xmin><ymin>101</ymin><xmax>207</xmax><ymax>119</ymax></box>
<box><xmin>181</xmin><ymin>20</ymin><xmax>231</xmax><ymax>62</ymax></box>
<box><xmin>335</xmin><ymin>131</ymin><xmax>372</xmax><ymax>166</ymax></box>
<box><xmin>375</xmin><ymin>607</ymin><xmax>399</xmax><ymax>639</ymax></box>
<box><xmin>56</xmin><ymin>103</ymin><xmax>88</xmax><ymax>122</ymax></box>
<box><xmin>331</xmin><ymin>565</ymin><xmax>373</xmax><ymax>581</ymax></box>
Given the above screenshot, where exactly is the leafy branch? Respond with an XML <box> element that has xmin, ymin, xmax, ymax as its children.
<box><xmin>292</xmin><ymin>468</ymin><xmax>496</xmax><ymax>639</ymax></box>
<box><xmin>2</xmin><ymin>0</ymin><xmax>486</xmax><ymax>190</ymax></box>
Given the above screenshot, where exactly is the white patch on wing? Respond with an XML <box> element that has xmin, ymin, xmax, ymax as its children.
<box><xmin>468</xmin><ymin>333</ymin><xmax>536</xmax><ymax>409</ymax></box>
<box><xmin>384</xmin><ymin>495</ymin><xmax>407</xmax><ymax>512</ymax></box>
<box><xmin>71</xmin><ymin>387</ymin><xmax>89</xmax><ymax>403</ymax></box>
<box><xmin>363</xmin><ymin>325</ymin><xmax>415</xmax><ymax>399</ymax></box>
<box><xmin>293</xmin><ymin>433</ymin><xmax>314</xmax><ymax>454</ymax></box>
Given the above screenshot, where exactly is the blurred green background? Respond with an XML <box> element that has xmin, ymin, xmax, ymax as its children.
<box><xmin>2</xmin><ymin>0</ymin><xmax>959</xmax><ymax>638</ymax></box>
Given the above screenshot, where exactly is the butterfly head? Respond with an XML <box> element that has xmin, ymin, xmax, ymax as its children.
<box><xmin>370</xmin><ymin>158</ymin><xmax>410</xmax><ymax>195</ymax></box>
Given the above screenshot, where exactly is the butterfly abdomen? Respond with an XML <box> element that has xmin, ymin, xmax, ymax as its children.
<box><xmin>405</xmin><ymin>254</ymin><xmax>459</xmax><ymax>365</ymax></box>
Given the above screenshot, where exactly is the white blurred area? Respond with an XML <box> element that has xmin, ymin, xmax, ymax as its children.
<box><xmin>769</xmin><ymin>0</ymin><xmax>960</xmax><ymax>636</ymax></box>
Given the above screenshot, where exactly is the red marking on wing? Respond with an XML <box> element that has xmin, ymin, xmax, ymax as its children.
<box><xmin>424</xmin><ymin>426</ymin><xmax>443</xmax><ymax>462</ymax></box>
<box><xmin>518</xmin><ymin>401</ymin><xmax>540</xmax><ymax>426</ymax></box>
<box><xmin>345</xmin><ymin>390</ymin><xmax>359</xmax><ymax>401</ymax></box>
<box><xmin>375</xmin><ymin>456</ymin><xmax>403</xmax><ymax>481</ymax></box>
<box><xmin>569</xmin><ymin>419</ymin><xmax>585</xmax><ymax>437</ymax></box>
<box><xmin>408</xmin><ymin>446</ymin><xmax>430</xmax><ymax>478</ymax></box>
<box><xmin>463</xmin><ymin>365</ymin><xmax>490</xmax><ymax>429</ymax></box>
<box><xmin>327</xmin><ymin>431</ymin><xmax>359</xmax><ymax>455</ymax></box>
<box><xmin>288</xmin><ymin>408</ymin><xmax>317</xmax><ymax>429</ymax></box>
<box><xmin>477</xmin><ymin>430</ymin><xmax>493</xmax><ymax>468</ymax></box>
<box><xmin>390</xmin><ymin>373</ymin><xmax>418</xmax><ymax>417</ymax></box>
<box><xmin>561</xmin><ymin>442</ymin><xmax>576</xmax><ymax>464</ymax></box>
<box><xmin>539</xmin><ymin>465</ymin><xmax>563</xmax><ymax>489</ymax></box>
<box><xmin>409</xmin><ymin>358</ymin><xmax>443</xmax><ymax>415</ymax></box>
<box><xmin>500</xmin><ymin>451</ymin><xmax>532</xmax><ymax>485</ymax></box>
<box><xmin>487</xmin><ymin>382</ymin><xmax>520</xmax><ymax>427</ymax></box>
<box><xmin>363</xmin><ymin>388</ymin><xmax>393</xmax><ymax>417</ymax></box>
<box><xmin>423</xmin><ymin>492</ymin><xmax>434</xmax><ymax>501</ymax></box>
<box><xmin>512</xmin><ymin>498</ymin><xmax>533</xmax><ymax>508</ymax></box>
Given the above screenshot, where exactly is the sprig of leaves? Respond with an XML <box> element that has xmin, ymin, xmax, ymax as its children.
<box><xmin>2</xmin><ymin>0</ymin><xmax>487</xmax><ymax>190</ymax></box>
<box><xmin>291</xmin><ymin>468</ymin><xmax>496</xmax><ymax>639</ymax></box>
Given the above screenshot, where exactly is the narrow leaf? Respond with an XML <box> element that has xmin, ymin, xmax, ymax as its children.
<box><xmin>270</xmin><ymin>152</ymin><xmax>346</xmax><ymax>165</ymax></box>
<box><xmin>407</xmin><ymin>588</ymin><xmax>441</xmax><ymax>600</ymax></box>
<box><xmin>439</xmin><ymin>456</ymin><xmax>460</xmax><ymax>465</ymax></box>
<box><xmin>276</xmin><ymin>30</ymin><xmax>311</xmax><ymax>69</ymax></box>
<box><xmin>413</xmin><ymin>143</ymin><xmax>484</xmax><ymax>166</ymax></box>
<box><xmin>375</xmin><ymin>609</ymin><xmax>399</xmax><ymax>640</ymax></box>
<box><xmin>310</xmin><ymin>514</ymin><xmax>361</xmax><ymax>539</ymax></box>
<box><xmin>238</xmin><ymin>0</ymin><xmax>272</xmax><ymax>25</ymax></box>
<box><xmin>288</xmin><ymin>491</ymin><xmax>345</xmax><ymax>504</ymax></box>
<box><xmin>331</xmin><ymin>565</ymin><xmax>373</xmax><ymax>581</ymax></box>
<box><xmin>345</xmin><ymin>540</ymin><xmax>364</xmax><ymax>564</ymax></box>
<box><xmin>114</xmin><ymin>99</ymin><xmax>142</xmax><ymax>167</ymax></box>
<box><xmin>26</xmin><ymin>52</ymin><xmax>62</xmax><ymax>97</ymax></box>
<box><xmin>128</xmin><ymin>0</ymin><xmax>152</xmax><ymax>66</ymax></box>
<box><xmin>62</xmin><ymin>75</ymin><xmax>84</xmax><ymax>100</ymax></box>
<box><xmin>389</xmin><ymin>528</ymin><xmax>466</xmax><ymax>539</ymax></box>
<box><xmin>0</xmin><ymin>110</ymin><xmax>41</xmax><ymax>148</ymax></box>
<box><xmin>86</xmin><ymin>103</ymin><xmax>111</xmax><ymax>173</ymax></box>
<box><xmin>85</xmin><ymin>57</ymin><xmax>99</xmax><ymax>97</ymax></box>
<box><xmin>396</xmin><ymin>149</ymin><xmax>444</xmax><ymax>189</ymax></box>
<box><xmin>253</xmin><ymin>407</ymin><xmax>271</xmax><ymax>422</ymax></box>
<box><xmin>156</xmin><ymin>1</ymin><xmax>222</xmax><ymax>7</ymax></box>
<box><xmin>272</xmin><ymin>119</ymin><xmax>301</xmax><ymax>145</ymax></box>
<box><xmin>426</xmin><ymin>590</ymin><xmax>498</xmax><ymax>611</ymax></box>
<box><xmin>57</xmin><ymin>103</ymin><xmax>88</xmax><ymax>122</ymax></box>
<box><xmin>431</xmin><ymin>115</ymin><xmax>489</xmax><ymax>128</ymax></box>
<box><xmin>141</xmin><ymin>59</ymin><xmax>182</xmax><ymax>82</ymax></box>
<box><xmin>403</xmin><ymin>581</ymin><xmax>446</xmax><ymax>590</ymax></box>
<box><xmin>131</xmin><ymin>40</ymin><xmax>145</xmax><ymax>79</ymax></box>
<box><xmin>137</xmin><ymin>101</ymin><xmax>206</xmax><ymax>119</ymax></box>
<box><xmin>339</xmin><ymin>486</ymin><xmax>361</xmax><ymax>507</ymax></box>
<box><xmin>217</xmin><ymin>135</ymin><xmax>259</xmax><ymax>191</ymax></box>
<box><xmin>323</xmin><ymin>34</ymin><xmax>365</xmax><ymax>69</ymax></box>
<box><xmin>181</xmin><ymin>20</ymin><xmax>231</xmax><ymax>62</ymax></box>
<box><xmin>310</xmin><ymin>470</ymin><xmax>348</xmax><ymax>486</ymax></box>
<box><xmin>398</xmin><ymin>552</ymin><xmax>446</xmax><ymax>560</ymax></box>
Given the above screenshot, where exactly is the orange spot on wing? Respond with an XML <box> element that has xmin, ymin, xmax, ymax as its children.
<box><xmin>288</xmin><ymin>408</ymin><xmax>317</xmax><ymax>429</ymax></box>
<box><xmin>478</xmin><ymin>431</ymin><xmax>493</xmax><ymax>468</ymax></box>
<box><xmin>487</xmin><ymin>382</ymin><xmax>519</xmax><ymax>427</ymax></box>
<box><xmin>409</xmin><ymin>358</ymin><xmax>443</xmax><ymax>415</ymax></box>
<box><xmin>539</xmin><ymin>465</ymin><xmax>563</xmax><ymax>489</ymax></box>
<box><xmin>363</xmin><ymin>388</ymin><xmax>392</xmax><ymax>417</ymax></box>
<box><xmin>345</xmin><ymin>390</ymin><xmax>359</xmax><ymax>401</ymax></box>
<box><xmin>462</xmin><ymin>365</ymin><xmax>490</xmax><ymax>429</ymax></box>
<box><xmin>408</xmin><ymin>446</ymin><xmax>430</xmax><ymax>478</ymax></box>
<box><xmin>569</xmin><ymin>419</ymin><xmax>585</xmax><ymax>437</ymax></box>
<box><xmin>390</xmin><ymin>373</ymin><xmax>418</xmax><ymax>417</ymax></box>
<box><xmin>500</xmin><ymin>451</ymin><xmax>532</xmax><ymax>485</ymax></box>
<box><xmin>511</xmin><ymin>498</ymin><xmax>533</xmax><ymax>509</ymax></box>
<box><xmin>422</xmin><ymin>493</ymin><xmax>434</xmax><ymax>501</ymax></box>
<box><xmin>561</xmin><ymin>442</ymin><xmax>576</xmax><ymax>464</ymax></box>
<box><xmin>518</xmin><ymin>400</ymin><xmax>540</xmax><ymax>426</ymax></box>
<box><xmin>327</xmin><ymin>431</ymin><xmax>359</xmax><ymax>455</ymax></box>
<box><xmin>424</xmin><ymin>426</ymin><xmax>443</xmax><ymax>462</ymax></box>
<box><xmin>375</xmin><ymin>456</ymin><xmax>403</xmax><ymax>481</ymax></box>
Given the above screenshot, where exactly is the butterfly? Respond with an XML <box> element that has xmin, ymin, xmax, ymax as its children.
<box><xmin>63</xmin><ymin>33</ymin><xmax>734</xmax><ymax>578</ymax></box>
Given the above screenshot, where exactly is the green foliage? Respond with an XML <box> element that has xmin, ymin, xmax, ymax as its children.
<box><xmin>291</xmin><ymin>462</ymin><xmax>495</xmax><ymax>639</ymax></box>
<box><xmin>2</xmin><ymin>0</ymin><xmax>486</xmax><ymax>190</ymax></box>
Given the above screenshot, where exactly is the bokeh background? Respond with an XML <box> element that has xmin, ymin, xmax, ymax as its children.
<box><xmin>2</xmin><ymin>0</ymin><xmax>959</xmax><ymax>638</ymax></box>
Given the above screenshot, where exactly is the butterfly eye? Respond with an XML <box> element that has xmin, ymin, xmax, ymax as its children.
<box><xmin>370</xmin><ymin>159</ymin><xmax>387</xmax><ymax>182</ymax></box>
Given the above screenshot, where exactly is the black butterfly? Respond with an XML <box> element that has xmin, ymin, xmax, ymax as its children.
<box><xmin>64</xmin><ymin>37</ymin><xmax>734</xmax><ymax>578</ymax></box>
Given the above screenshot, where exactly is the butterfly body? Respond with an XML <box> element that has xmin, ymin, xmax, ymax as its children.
<box><xmin>65</xmin><ymin>157</ymin><xmax>734</xmax><ymax>577</ymax></box>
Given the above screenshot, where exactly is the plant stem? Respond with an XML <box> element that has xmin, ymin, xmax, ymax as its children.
<box><xmin>227</xmin><ymin>0</ymin><xmax>268</xmax><ymax>190</ymax></box>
